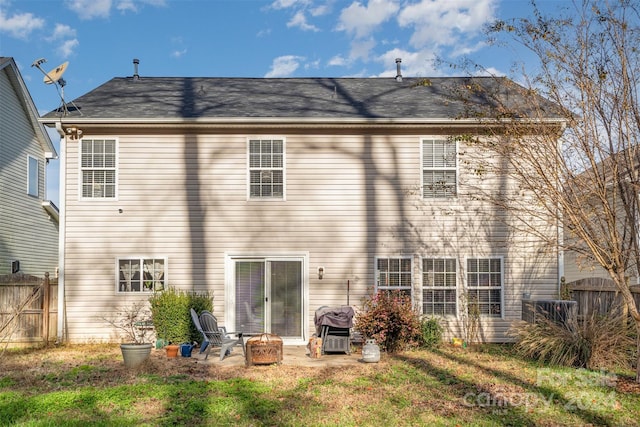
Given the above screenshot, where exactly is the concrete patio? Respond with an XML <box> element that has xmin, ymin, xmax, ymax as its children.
<box><xmin>187</xmin><ymin>345</ymin><xmax>365</xmax><ymax>368</ymax></box>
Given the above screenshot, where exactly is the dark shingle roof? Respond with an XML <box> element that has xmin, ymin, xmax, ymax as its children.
<box><xmin>43</xmin><ymin>76</ymin><xmax>564</xmax><ymax>121</ymax></box>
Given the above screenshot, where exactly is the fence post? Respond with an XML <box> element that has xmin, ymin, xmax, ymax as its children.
<box><xmin>43</xmin><ymin>273</ymin><xmax>50</xmax><ymax>343</ymax></box>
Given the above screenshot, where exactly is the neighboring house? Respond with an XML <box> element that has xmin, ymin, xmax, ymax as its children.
<box><xmin>563</xmin><ymin>150</ymin><xmax>640</xmax><ymax>287</ymax></box>
<box><xmin>0</xmin><ymin>57</ymin><xmax>59</xmax><ymax>278</ymax></box>
<box><xmin>41</xmin><ymin>61</ymin><xmax>566</xmax><ymax>344</ymax></box>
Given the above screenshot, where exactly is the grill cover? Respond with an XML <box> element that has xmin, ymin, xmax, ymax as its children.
<box><xmin>314</xmin><ymin>306</ymin><xmax>355</xmax><ymax>334</ymax></box>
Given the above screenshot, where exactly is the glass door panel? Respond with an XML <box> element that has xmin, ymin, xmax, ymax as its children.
<box><xmin>235</xmin><ymin>261</ymin><xmax>265</xmax><ymax>334</ymax></box>
<box><xmin>270</xmin><ymin>261</ymin><xmax>302</xmax><ymax>337</ymax></box>
<box><xmin>234</xmin><ymin>258</ymin><xmax>303</xmax><ymax>339</ymax></box>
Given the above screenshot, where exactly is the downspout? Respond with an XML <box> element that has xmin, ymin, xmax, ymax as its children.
<box><xmin>54</xmin><ymin>121</ymin><xmax>66</xmax><ymax>344</ymax></box>
<box><xmin>556</xmin><ymin>125</ymin><xmax>566</xmax><ymax>295</ymax></box>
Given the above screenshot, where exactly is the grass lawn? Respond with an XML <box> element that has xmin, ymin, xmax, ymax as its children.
<box><xmin>0</xmin><ymin>343</ymin><xmax>638</xmax><ymax>426</ymax></box>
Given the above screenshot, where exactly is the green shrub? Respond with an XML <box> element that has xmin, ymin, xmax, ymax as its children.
<box><xmin>149</xmin><ymin>287</ymin><xmax>213</xmax><ymax>344</ymax></box>
<box><xmin>420</xmin><ymin>317</ymin><xmax>443</xmax><ymax>348</ymax></box>
<box><xmin>354</xmin><ymin>290</ymin><xmax>422</xmax><ymax>352</ymax></box>
<box><xmin>508</xmin><ymin>308</ymin><xmax>635</xmax><ymax>370</ymax></box>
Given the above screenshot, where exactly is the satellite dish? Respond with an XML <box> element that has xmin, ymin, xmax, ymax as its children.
<box><xmin>43</xmin><ymin>61</ymin><xmax>68</xmax><ymax>84</ymax></box>
<box><xmin>31</xmin><ymin>57</ymin><xmax>81</xmax><ymax>117</ymax></box>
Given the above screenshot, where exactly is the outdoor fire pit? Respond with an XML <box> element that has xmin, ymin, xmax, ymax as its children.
<box><xmin>245</xmin><ymin>333</ymin><xmax>283</xmax><ymax>366</ymax></box>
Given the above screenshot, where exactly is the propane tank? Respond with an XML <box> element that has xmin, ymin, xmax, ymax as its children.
<box><xmin>362</xmin><ymin>339</ymin><xmax>380</xmax><ymax>363</ymax></box>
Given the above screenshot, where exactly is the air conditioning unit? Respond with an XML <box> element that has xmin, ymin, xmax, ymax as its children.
<box><xmin>522</xmin><ymin>299</ymin><xmax>577</xmax><ymax>325</ymax></box>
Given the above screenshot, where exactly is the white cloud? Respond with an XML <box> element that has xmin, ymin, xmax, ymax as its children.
<box><xmin>348</xmin><ymin>37</ymin><xmax>376</xmax><ymax>62</ymax></box>
<box><xmin>477</xmin><ymin>66</ymin><xmax>505</xmax><ymax>77</ymax></box>
<box><xmin>49</xmin><ymin>23</ymin><xmax>77</xmax><ymax>41</ymax></box>
<box><xmin>397</xmin><ymin>0</ymin><xmax>496</xmax><ymax>48</ymax></box>
<box><xmin>116</xmin><ymin>0</ymin><xmax>137</xmax><ymax>13</ymax></box>
<box><xmin>0</xmin><ymin>7</ymin><xmax>45</xmax><ymax>39</ymax></box>
<box><xmin>304</xmin><ymin>59</ymin><xmax>320</xmax><ymax>70</ymax></box>
<box><xmin>287</xmin><ymin>10</ymin><xmax>319</xmax><ymax>31</ymax></box>
<box><xmin>265</xmin><ymin>55</ymin><xmax>304</xmax><ymax>77</ymax></box>
<box><xmin>270</xmin><ymin>0</ymin><xmax>310</xmax><ymax>10</ymax></box>
<box><xmin>337</xmin><ymin>0</ymin><xmax>399</xmax><ymax>39</ymax></box>
<box><xmin>65</xmin><ymin>0</ymin><xmax>165</xmax><ymax>19</ymax></box>
<box><xmin>375</xmin><ymin>48</ymin><xmax>439</xmax><ymax>77</ymax></box>
<box><xmin>310</xmin><ymin>4</ymin><xmax>330</xmax><ymax>16</ymax></box>
<box><xmin>57</xmin><ymin>38</ymin><xmax>80</xmax><ymax>58</ymax></box>
<box><xmin>328</xmin><ymin>55</ymin><xmax>347</xmax><ymax>67</ymax></box>
<box><xmin>116</xmin><ymin>0</ymin><xmax>166</xmax><ymax>13</ymax></box>
<box><xmin>65</xmin><ymin>0</ymin><xmax>112</xmax><ymax>20</ymax></box>
<box><xmin>171</xmin><ymin>48</ymin><xmax>187</xmax><ymax>58</ymax></box>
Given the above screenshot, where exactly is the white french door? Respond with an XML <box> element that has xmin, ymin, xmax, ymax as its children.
<box><xmin>231</xmin><ymin>257</ymin><xmax>304</xmax><ymax>340</ymax></box>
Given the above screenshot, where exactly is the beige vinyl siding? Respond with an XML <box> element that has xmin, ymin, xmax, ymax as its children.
<box><xmin>62</xmin><ymin>131</ymin><xmax>558</xmax><ymax>343</ymax></box>
<box><xmin>0</xmin><ymin>68</ymin><xmax>58</xmax><ymax>277</ymax></box>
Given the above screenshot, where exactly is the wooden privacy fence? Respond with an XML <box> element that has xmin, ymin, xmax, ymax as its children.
<box><xmin>564</xmin><ymin>277</ymin><xmax>640</xmax><ymax>318</ymax></box>
<box><xmin>0</xmin><ymin>273</ymin><xmax>57</xmax><ymax>346</ymax></box>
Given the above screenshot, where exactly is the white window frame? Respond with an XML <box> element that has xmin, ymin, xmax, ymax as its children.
<box><xmin>422</xmin><ymin>257</ymin><xmax>458</xmax><ymax>317</ymax></box>
<box><xmin>116</xmin><ymin>257</ymin><xmax>167</xmax><ymax>294</ymax></box>
<box><xmin>375</xmin><ymin>256</ymin><xmax>413</xmax><ymax>298</ymax></box>
<box><xmin>421</xmin><ymin>137</ymin><xmax>457</xmax><ymax>198</ymax></box>
<box><xmin>27</xmin><ymin>155</ymin><xmax>39</xmax><ymax>197</ymax></box>
<box><xmin>79</xmin><ymin>138</ymin><xmax>118</xmax><ymax>200</ymax></box>
<box><xmin>465</xmin><ymin>257</ymin><xmax>504</xmax><ymax>319</ymax></box>
<box><xmin>247</xmin><ymin>137</ymin><xmax>286</xmax><ymax>200</ymax></box>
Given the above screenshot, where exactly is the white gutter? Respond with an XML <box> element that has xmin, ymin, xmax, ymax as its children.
<box><xmin>39</xmin><ymin>116</ymin><xmax>568</xmax><ymax>127</ymax></box>
<box><xmin>41</xmin><ymin>201</ymin><xmax>59</xmax><ymax>223</ymax></box>
<box><xmin>54</xmin><ymin>121</ymin><xmax>66</xmax><ymax>344</ymax></box>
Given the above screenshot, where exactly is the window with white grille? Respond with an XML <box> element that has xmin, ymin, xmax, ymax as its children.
<box><xmin>466</xmin><ymin>258</ymin><xmax>503</xmax><ymax>318</ymax></box>
<box><xmin>376</xmin><ymin>256</ymin><xmax>413</xmax><ymax>297</ymax></box>
<box><xmin>117</xmin><ymin>258</ymin><xmax>166</xmax><ymax>293</ymax></box>
<box><xmin>80</xmin><ymin>139</ymin><xmax>117</xmax><ymax>199</ymax></box>
<box><xmin>248</xmin><ymin>139</ymin><xmax>284</xmax><ymax>199</ymax></box>
<box><xmin>422</xmin><ymin>138</ymin><xmax>457</xmax><ymax>198</ymax></box>
<box><xmin>422</xmin><ymin>258</ymin><xmax>457</xmax><ymax>316</ymax></box>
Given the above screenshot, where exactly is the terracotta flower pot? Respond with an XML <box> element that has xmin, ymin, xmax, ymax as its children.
<box><xmin>165</xmin><ymin>344</ymin><xmax>179</xmax><ymax>358</ymax></box>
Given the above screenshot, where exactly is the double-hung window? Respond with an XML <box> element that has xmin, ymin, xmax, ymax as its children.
<box><xmin>117</xmin><ymin>258</ymin><xmax>166</xmax><ymax>293</ymax></box>
<box><xmin>422</xmin><ymin>258</ymin><xmax>457</xmax><ymax>316</ymax></box>
<box><xmin>422</xmin><ymin>138</ymin><xmax>457</xmax><ymax>198</ymax></box>
<box><xmin>27</xmin><ymin>155</ymin><xmax>39</xmax><ymax>197</ymax></box>
<box><xmin>466</xmin><ymin>258</ymin><xmax>503</xmax><ymax>318</ymax></box>
<box><xmin>376</xmin><ymin>256</ymin><xmax>412</xmax><ymax>297</ymax></box>
<box><xmin>81</xmin><ymin>139</ymin><xmax>116</xmax><ymax>199</ymax></box>
<box><xmin>248</xmin><ymin>138</ymin><xmax>284</xmax><ymax>199</ymax></box>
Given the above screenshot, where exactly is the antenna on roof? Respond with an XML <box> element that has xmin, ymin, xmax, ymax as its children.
<box><xmin>31</xmin><ymin>57</ymin><xmax>82</xmax><ymax>116</ymax></box>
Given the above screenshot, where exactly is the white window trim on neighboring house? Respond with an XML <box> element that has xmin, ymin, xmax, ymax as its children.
<box><xmin>27</xmin><ymin>155</ymin><xmax>39</xmax><ymax>197</ymax></box>
<box><xmin>421</xmin><ymin>257</ymin><xmax>458</xmax><ymax>317</ymax></box>
<box><xmin>79</xmin><ymin>137</ymin><xmax>118</xmax><ymax>200</ymax></box>
<box><xmin>116</xmin><ymin>257</ymin><xmax>167</xmax><ymax>294</ymax></box>
<box><xmin>421</xmin><ymin>137</ymin><xmax>457</xmax><ymax>198</ymax></box>
<box><xmin>375</xmin><ymin>256</ymin><xmax>414</xmax><ymax>298</ymax></box>
<box><xmin>465</xmin><ymin>256</ymin><xmax>504</xmax><ymax>319</ymax></box>
<box><xmin>246</xmin><ymin>137</ymin><xmax>286</xmax><ymax>201</ymax></box>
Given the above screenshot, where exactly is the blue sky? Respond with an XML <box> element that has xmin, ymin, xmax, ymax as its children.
<box><xmin>1</xmin><ymin>0</ymin><xmax>566</xmax><ymax>205</ymax></box>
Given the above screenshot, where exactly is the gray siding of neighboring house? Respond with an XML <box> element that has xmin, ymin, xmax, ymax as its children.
<box><xmin>61</xmin><ymin>129</ymin><xmax>559</xmax><ymax>343</ymax></box>
<box><xmin>0</xmin><ymin>66</ymin><xmax>58</xmax><ymax>277</ymax></box>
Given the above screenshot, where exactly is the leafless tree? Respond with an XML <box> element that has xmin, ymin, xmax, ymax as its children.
<box><xmin>454</xmin><ymin>0</ymin><xmax>640</xmax><ymax>381</ymax></box>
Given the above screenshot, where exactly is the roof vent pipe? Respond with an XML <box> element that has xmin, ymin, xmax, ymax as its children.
<box><xmin>395</xmin><ymin>58</ymin><xmax>402</xmax><ymax>82</ymax></box>
<box><xmin>133</xmin><ymin>58</ymin><xmax>140</xmax><ymax>80</ymax></box>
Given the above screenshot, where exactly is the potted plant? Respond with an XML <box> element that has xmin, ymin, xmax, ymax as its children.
<box><xmin>102</xmin><ymin>301</ymin><xmax>154</xmax><ymax>368</ymax></box>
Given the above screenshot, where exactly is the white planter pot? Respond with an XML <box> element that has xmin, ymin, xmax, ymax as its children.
<box><xmin>120</xmin><ymin>343</ymin><xmax>153</xmax><ymax>369</ymax></box>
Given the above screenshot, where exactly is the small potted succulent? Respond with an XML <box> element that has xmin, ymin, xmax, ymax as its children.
<box><xmin>103</xmin><ymin>301</ymin><xmax>154</xmax><ymax>368</ymax></box>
